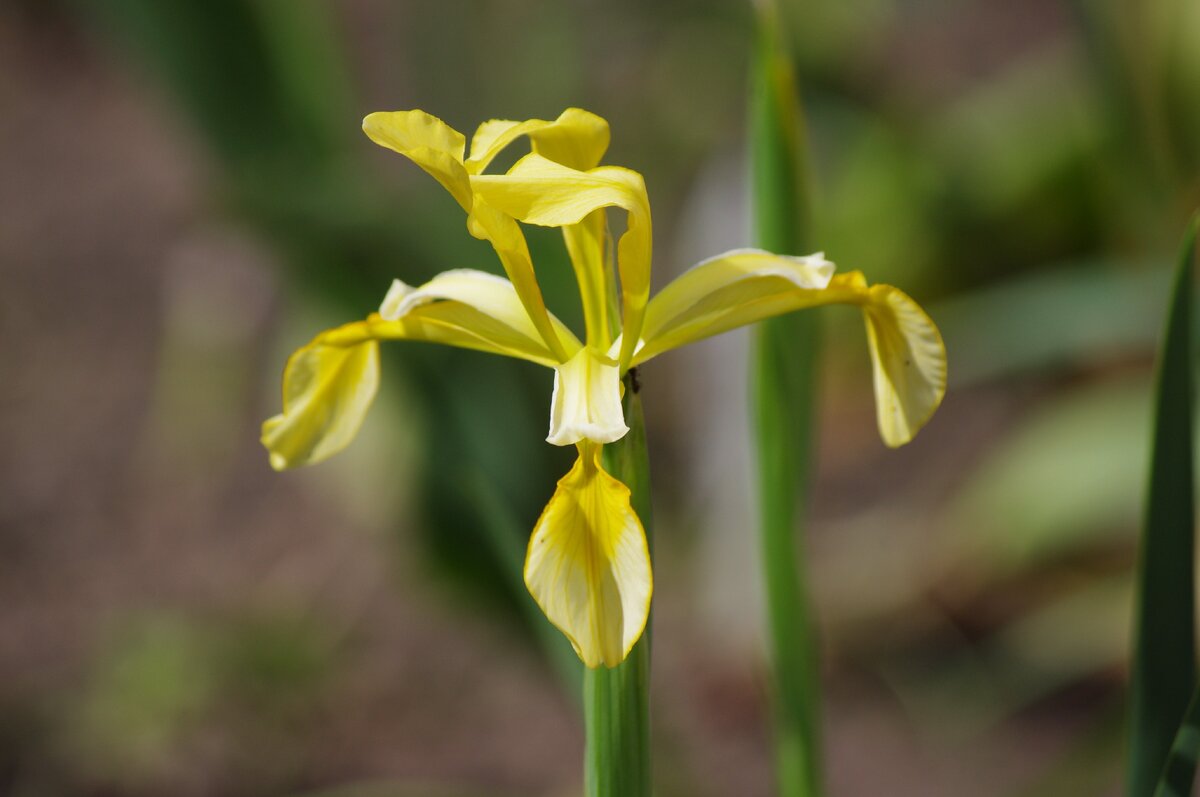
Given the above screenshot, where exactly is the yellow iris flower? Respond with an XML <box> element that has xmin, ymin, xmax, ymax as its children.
<box><xmin>261</xmin><ymin>108</ymin><xmax>947</xmax><ymax>668</ymax></box>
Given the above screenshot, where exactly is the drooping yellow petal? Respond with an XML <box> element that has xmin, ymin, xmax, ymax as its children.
<box><xmin>467</xmin><ymin>108</ymin><xmax>611</xmax><ymax>173</ymax></box>
<box><xmin>547</xmin><ymin>348</ymin><xmax>628</xmax><ymax>446</ymax></box>
<box><xmin>261</xmin><ymin>321</ymin><xmax>380</xmax><ymax>471</ymax></box>
<box><xmin>524</xmin><ymin>446</ymin><xmax>652</xmax><ymax>668</ymax></box>
<box><xmin>631</xmin><ymin>259</ymin><xmax>947</xmax><ymax>446</ymax></box>
<box><xmin>362</xmin><ymin>110</ymin><xmax>472</xmax><ymax>210</ymax></box>
<box><xmin>472</xmin><ymin>154</ymin><xmax>652</xmax><ymax>369</ymax></box>
<box><xmin>857</xmin><ymin>277</ymin><xmax>947</xmax><ymax>447</ymax></box>
<box><xmin>562</xmin><ymin>209</ymin><xmax>611</xmax><ymax>348</ymax></box>
<box><xmin>262</xmin><ymin>270</ymin><xmax>583</xmax><ymax>470</ymax></box>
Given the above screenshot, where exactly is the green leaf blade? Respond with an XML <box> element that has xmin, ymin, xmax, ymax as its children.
<box><xmin>1129</xmin><ymin>214</ymin><xmax>1199</xmax><ymax>797</ymax></box>
<box><xmin>1154</xmin><ymin>686</ymin><xmax>1200</xmax><ymax>797</ymax></box>
<box><xmin>750</xmin><ymin>2</ymin><xmax>823</xmax><ymax>796</ymax></box>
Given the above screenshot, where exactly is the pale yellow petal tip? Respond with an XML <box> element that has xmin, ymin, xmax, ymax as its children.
<box><xmin>524</xmin><ymin>450</ymin><xmax>652</xmax><ymax>668</ymax></box>
<box><xmin>359</xmin><ymin>111</ymin><xmax>404</xmax><ymax>148</ymax></box>
<box><xmin>361</xmin><ymin>109</ymin><xmax>466</xmax><ymax>155</ymax></box>
<box><xmin>378</xmin><ymin>278</ymin><xmax>414</xmax><ymax>320</ymax></box>
<box><xmin>864</xmin><ymin>284</ymin><xmax>948</xmax><ymax>448</ymax></box>
<box><xmin>261</xmin><ymin>417</ymin><xmax>295</xmax><ymax>471</ymax></box>
<box><xmin>547</xmin><ymin>348</ymin><xmax>629</xmax><ymax>446</ymax></box>
<box><xmin>804</xmin><ymin>251</ymin><xmax>836</xmax><ymax>283</ymax></box>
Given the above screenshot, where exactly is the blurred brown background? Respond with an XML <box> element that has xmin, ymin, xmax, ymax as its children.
<box><xmin>2</xmin><ymin>0</ymin><xmax>1199</xmax><ymax>795</ymax></box>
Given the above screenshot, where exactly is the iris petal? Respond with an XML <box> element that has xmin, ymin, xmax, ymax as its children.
<box><xmin>362</xmin><ymin>110</ymin><xmax>568</xmax><ymax>361</ymax></box>
<box><xmin>547</xmin><ymin>348</ymin><xmax>628</xmax><ymax>446</ymax></box>
<box><xmin>524</xmin><ymin>446</ymin><xmax>652</xmax><ymax>668</ymax></box>
<box><xmin>467</xmin><ymin>108</ymin><xmax>611</xmax><ymax>173</ymax></box>
<box><xmin>633</xmin><ymin>256</ymin><xmax>947</xmax><ymax>447</ymax></box>
<box><xmin>261</xmin><ymin>271</ymin><xmax>582</xmax><ymax>470</ymax></box>
<box><xmin>362</xmin><ymin>110</ymin><xmax>472</xmax><ymax>209</ymax></box>
<box><xmin>472</xmin><ymin>154</ymin><xmax>652</xmax><ymax>369</ymax></box>
<box><xmin>633</xmin><ymin>249</ymin><xmax>835</xmax><ymax>361</ymax></box>
<box><xmin>261</xmin><ymin>322</ymin><xmax>380</xmax><ymax>470</ymax></box>
<box><xmin>859</xmin><ymin>279</ymin><xmax>947</xmax><ymax>447</ymax></box>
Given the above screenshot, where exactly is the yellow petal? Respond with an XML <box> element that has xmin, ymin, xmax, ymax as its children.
<box><xmin>859</xmin><ymin>279</ymin><xmax>947</xmax><ymax>447</ymax></box>
<box><xmin>362</xmin><ymin>109</ymin><xmax>583</xmax><ymax>362</ymax></box>
<box><xmin>262</xmin><ymin>270</ymin><xmax>584</xmax><ymax>471</ymax></box>
<box><xmin>633</xmin><ymin>248</ymin><xmax>835</xmax><ymax>362</ymax></box>
<box><xmin>527</xmin><ymin>108</ymin><xmax>611</xmax><ymax>171</ymax></box>
<box><xmin>362</xmin><ymin>110</ymin><xmax>472</xmax><ymax>210</ymax></box>
<box><xmin>379</xmin><ymin>269</ymin><xmax>582</xmax><ymax>367</ymax></box>
<box><xmin>472</xmin><ymin>154</ymin><xmax>651</xmax><ymax>368</ymax></box>
<box><xmin>466</xmin><ymin>108</ymin><xmax>610</xmax><ymax>173</ymax></box>
<box><xmin>464</xmin><ymin>109</ymin><xmax>615</xmax><ymax>348</ymax></box>
<box><xmin>261</xmin><ymin>321</ymin><xmax>380</xmax><ymax>470</ymax></box>
<box><xmin>464</xmin><ymin>200</ymin><xmax>571</xmax><ymax>361</ymax></box>
<box><xmin>547</xmin><ymin>348</ymin><xmax>628</xmax><ymax>446</ymax></box>
<box><xmin>562</xmin><ymin>209</ymin><xmax>611</xmax><ymax>348</ymax></box>
<box><xmin>633</xmin><ymin>258</ymin><xmax>947</xmax><ymax>446</ymax></box>
<box><xmin>524</xmin><ymin>446</ymin><xmax>652</xmax><ymax>668</ymax></box>
<box><xmin>468</xmin><ymin>118</ymin><xmax>521</xmax><ymax>165</ymax></box>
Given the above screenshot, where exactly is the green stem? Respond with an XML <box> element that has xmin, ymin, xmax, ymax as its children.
<box><xmin>750</xmin><ymin>2</ymin><xmax>823</xmax><ymax>795</ymax></box>
<box><xmin>586</xmin><ymin>377</ymin><xmax>653</xmax><ymax>797</ymax></box>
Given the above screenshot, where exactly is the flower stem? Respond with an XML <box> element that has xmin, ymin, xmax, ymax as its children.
<box><xmin>750</xmin><ymin>2</ymin><xmax>823</xmax><ymax>795</ymax></box>
<box><xmin>586</xmin><ymin>377</ymin><xmax>653</xmax><ymax>797</ymax></box>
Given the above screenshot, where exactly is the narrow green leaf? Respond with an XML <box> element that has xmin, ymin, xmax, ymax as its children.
<box><xmin>1154</xmin><ymin>686</ymin><xmax>1200</xmax><ymax>797</ymax></box>
<box><xmin>1128</xmin><ymin>214</ymin><xmax>1199</xmax><ymax>797</ymax></box>
<box><xmin>750</xmin><ymin>2</ymin><xmax>823</xmax><ymax>796</ymax></box>
<box><xmin>586</xmin><ymin>378</ymin><xmax>653</xmax><ymax>797</ymax></box>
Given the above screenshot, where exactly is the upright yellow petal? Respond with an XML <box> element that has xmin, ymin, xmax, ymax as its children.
<box><xmin>261</xmin><ymin>321</ymin><xmax>380</xmax><ymax>470</ymax></box>
<box><xmin>468</xmin><ymin>118</ymin><xmax>521</xmax><ymax>165</ymax></box>
<box><xmin>524</xmin><ymin>446</ymin><xmax>652</xmax><ymax>668</ymax></box>
<box><xmin>363</xmin><ymin>109</ymin><xmax>594</xmax><ymax>363</ymax></box>
<box><xmin>464</xmin><ymin>201</ymin><xmax>571</xmax><ymax>361</ymax></box>
<box><xmin>547</xmin><ymin>348</ymin><xmax>628</xmax><ymax>446</ymax></box>
<box><xmin>465</xmin><ymin>111</ymin><xmax>615</xmax><ymax>348</ymax></box>
<box><xmin>562</xmin><ymin>209</ymin><xmax>611</xmax><ymax>348</ymax></box>
<box><xmin>527</xmin><ymin>108</ymin><xmax>611</xmax><ymax>172</ymax></box>
<box><xmin>362</xmin><ymin>110</ymin><xmax>472</xmax><ymax>210</ymax></box>
<box><xmin>466</xmin><ymin>108</ymin><xmax>610</xmax><ymax>173</ymax></box>
<box><xmin>472</xmin><ymin>154</ymin><xmax>652</xmax><ymax>369</ymax></box>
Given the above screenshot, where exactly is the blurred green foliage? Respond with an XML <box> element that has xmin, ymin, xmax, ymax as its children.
<box><xmin>64</xmin><ymin>612</ymin><xmax>336</xmax><ymax>793</ymax></box>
